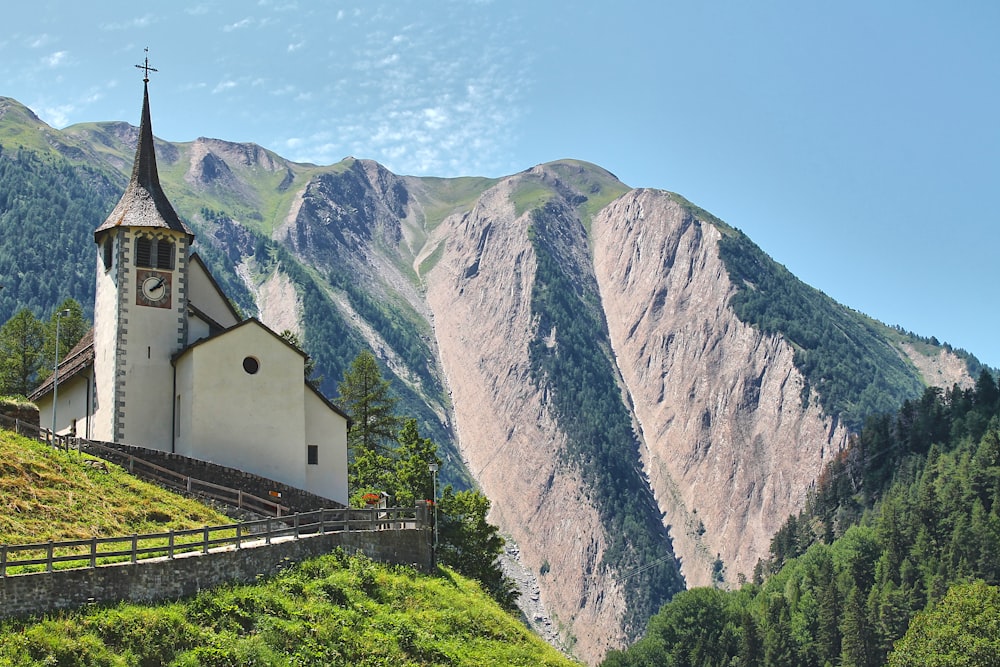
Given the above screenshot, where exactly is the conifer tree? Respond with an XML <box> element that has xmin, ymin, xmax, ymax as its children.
<box><xmin>393</xmin><ymin>418</ymin><xmax>440</xmax><ymax>507</ymax></box>
<box><xmin>337</xmin><ymin>349</ymin><xmax>402</xmax><ymax>459</ymax></box>
<box><xmin>0</xmin><ymin>308</ymin><xmax>45</xmax><ymax>396</ymax></box>
<box><xmin>337</xmin><ymin>350</ymin><xmax>402</xmax><ymax>500</ymax></box>
<box><xmin>37</xmin><ymin>298</ymin><xmax>88</xmax><ymax>382</ymax></box>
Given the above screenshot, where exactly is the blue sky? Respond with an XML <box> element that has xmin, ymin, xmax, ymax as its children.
<box><xmin>2</xmin><ymin>1</ymin><xmax>998</xmax><ymax>369</ymax></box>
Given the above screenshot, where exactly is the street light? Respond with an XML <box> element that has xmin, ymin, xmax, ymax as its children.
<box><xmin>51</xmin><ymin>308</ymin><xmax>71</xmax><ymax>440</ymax></box>
<box><xmin>428</xmin><ymin>462</ymin><xmax>439</xmax><ymax>557</ymax></box>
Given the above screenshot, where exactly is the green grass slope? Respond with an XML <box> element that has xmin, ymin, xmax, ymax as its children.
<box><xmin>0</xmin><ymin>428</ymin><xmax>232</xmax><ymax>545</ymax></box>
<box><xmin>0</xmin><ymin>429</ymin><xmax>575</xmax><ymax>666</ymax></box>
<box><xmin>0</xmin><ymin>550</ymin><xmax>577</xmax><ymax>666</ymax></box>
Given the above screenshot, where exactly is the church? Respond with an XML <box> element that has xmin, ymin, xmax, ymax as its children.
<box><xmin>30</xmin><ymin>75</ymin><xmax>349</xmax><ymax>506</ymax></box>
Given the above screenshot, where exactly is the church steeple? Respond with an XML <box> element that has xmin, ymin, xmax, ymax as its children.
<box><xmin>94</xmin><ymin>70</ymin><xmax>193</xmax><ymax>240</ymax></box>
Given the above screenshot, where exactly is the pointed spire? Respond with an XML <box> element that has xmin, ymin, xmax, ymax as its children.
<box><xmin>130</xmin><ymin>81</ymin><xmax>161</xmax><ymax>194</ymax></box>
<box><xmin>95</xmin><ymin>63</ymin><xmax>193</xmax><ymax>240</ymax></box>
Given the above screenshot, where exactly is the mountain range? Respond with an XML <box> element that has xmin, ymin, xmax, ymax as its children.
<box><xmin>0</xmin><ymin>94</ymin><xmax>984</xmax><ymax>664</ymax></box>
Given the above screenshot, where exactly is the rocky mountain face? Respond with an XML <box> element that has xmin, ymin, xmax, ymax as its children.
<box><xmin>0</xmin><ymin>101</ymin><xmax>979</xmax><ymax>665</ymax></box>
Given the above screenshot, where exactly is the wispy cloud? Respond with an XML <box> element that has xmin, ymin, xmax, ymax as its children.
<box><xmin>213</xmin><ymin>80</ymin><xmax>238</xmax><ymax>94</ymax></box>
<box><xmin>28</xmin><ymin>34</ymin><xmax>51</xmax><ymax>49</ymax></box>
<box><xmin>224</xmin><ymin>18</ymin><xmax>254</xmax><ymax>32</ymax></box>
<box><xmin>100</xmin><ymin>15</ymin><xmax>155</xmax><ymax>30</ymax></box>
<box><xmin>39</xmin><ymin>103</ymin><xmax>75</xmax><ymax>128</ymax></box>
<box><xmin>43</xmin><ymin>51</ymin><xmax>69</xmax><ymax>68</ymax></box>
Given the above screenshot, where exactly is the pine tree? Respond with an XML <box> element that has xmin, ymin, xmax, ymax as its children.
<box><xmin>393</xmin><ymin>418</ymin><xmax>440</xmax><ymax>507</ymax></box>
<box><xmin>0</xmin><ymin>308</ymin><xmax>45</xmax><ymax>396</ymax></box>
<box><xmin>36</xmin><ymin>298</ymin><xmax>88</xmax><ymax>382</ymax></box>
<box><xmin>336</xmin><ymin>349</ymin><xmax>402</xmax><ymax>459</ymax></box>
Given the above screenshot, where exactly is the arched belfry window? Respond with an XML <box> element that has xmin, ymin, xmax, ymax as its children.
<box><xmin>135</xmin><ymin>235</ymin><xmax>174</xmax><ymax>270</ymax></box>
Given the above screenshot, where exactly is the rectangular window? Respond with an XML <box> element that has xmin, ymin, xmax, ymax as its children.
<box><xmin>135</xmin><ymin>237</ymin><xmax>152</xmax><ymax>267</ymax></box>
<box><xmin>103</xmin><ymin>238</ymin><xmax>114</xmax><ymax>270</ymax></box>
<box><xmin>307</xmin><ymin>444</ymin><xmax>319</xmax><ymax>465</ymax></box>
<box><xmin>156</xmin><ymin>239</ymin><xmax>174</xmax><ymax>269</ymax></box>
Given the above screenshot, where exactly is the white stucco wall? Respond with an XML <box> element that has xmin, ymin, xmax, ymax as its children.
<box><xmin>35</xmin><ymin>371</ymin><xmax>92</xmax><ymax>438</ymax></box>
<box><xmin>188</xmin><ymin>256</ymin><xmax>240</xmax><ymax>329</ymax></box>
<box><xmin>187</xmin><ymin>313</ymin><xmax>211</xmax><ymax>345</ymax></box>
<box><xmin>304</xmin><ymin>387</ymin><xmax>349</xmax><ymax>505</ymax></box>
<box><xmin>174</xmin><ymin>321</ymin><xmax>308</xmax><ymax>488</ymax></box>
<box><xmin>91</xmin><ymin>231</ymin><xmax>122</xmax><ymax>442</ymax></box>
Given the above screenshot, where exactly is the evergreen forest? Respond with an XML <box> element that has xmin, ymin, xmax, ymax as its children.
<box><xmin>716</xmin><ymin>228</ymin><xmax>978</xmax><ymax>432</ymax></box>
<box><xmin>602</xmin><ymin>370</ymin><xmax>1000</xmax><ymax>667</ymax></box>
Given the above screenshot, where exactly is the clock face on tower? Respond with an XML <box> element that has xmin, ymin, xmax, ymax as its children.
<box><xmin>136</xmin><ymin>269</ymin><xmax>172</xmax><ymax>308</ymax></box>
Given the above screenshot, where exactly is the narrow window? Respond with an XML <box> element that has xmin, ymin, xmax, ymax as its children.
<box><xmin>103</xmin><ymin>238</ymin><xmax>114</xmax><ymax>270</ymax></box>
<box><xmin>307</xmin><ymin>444</ymin><xmax>319</xmax><ymax>465</ymax></box>
<box><xmin>135</xmin><ymin>237</ymin><xmax>152</xmax><ymax>267</ymax></box>
<box><xmin>156</xmin><ymin>239</ymin><xmax>174</xmax><ymax>269</ymax></box>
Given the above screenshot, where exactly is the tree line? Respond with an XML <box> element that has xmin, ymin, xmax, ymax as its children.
<box><xmin>0</xmin><ymin>298</ymin><xmax>89</xmax><ymax>397</ymax></box>
<box><xmin>335</xmin><ymin>348</ymin><xmax>518</xmax><ymax>610</ymax></box>
<box><xmin>602</xmin><ymin>370</ymin><xmax>1000</xmax><ymax>666</ymax></box>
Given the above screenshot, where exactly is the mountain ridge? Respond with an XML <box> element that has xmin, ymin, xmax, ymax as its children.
<box><xmin>0</xmin><ymin>96</ymin><xmax>982</xmax><ymax>664</ymax></box>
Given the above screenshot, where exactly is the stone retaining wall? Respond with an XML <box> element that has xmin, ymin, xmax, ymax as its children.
<box><xmin>84</xmin><ymin>440</ymin><xmax>339</xmax><ymax>513</ymax></box>
<box><xmin>0</xmin><ymin>529</ymin><xmax>433</xmax><ymax>619</ymax></box>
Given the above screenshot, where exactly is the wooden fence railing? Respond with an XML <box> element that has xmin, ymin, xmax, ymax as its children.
<box><xmin>0</xmin><ymin>507</ymin><xmax>427</xmax><ymax>577</ymax></box>
<box><xmin>0</xmin><ymin>413</ymin><xmax>289</xmax><ymax>517</ymax></box>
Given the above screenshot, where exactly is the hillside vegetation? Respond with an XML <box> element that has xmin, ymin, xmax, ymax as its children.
<box><xmin>0</xmin><ymin>549</ymin><xmax>576</xmax><ymax>667</ymax></box>
<box><xmin>0</xmin><ymin>428</ymin><xmax>231</xmax><ymax>545</ymax></box>
<box><xmin>0</xmin><ymin>429</ymin><xmax>575</xmax><ymax>665</ymax></box>
<box><xmin>602</xmin><ymin>371</ymin><xmax>1000</xmax><ymax>667</ymax></box>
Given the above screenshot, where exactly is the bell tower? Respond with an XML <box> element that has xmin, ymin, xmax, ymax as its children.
<box><xmin>91</xmin><ymin>58</ymin><xmax>194</xmax><ymax>448</ymax></box>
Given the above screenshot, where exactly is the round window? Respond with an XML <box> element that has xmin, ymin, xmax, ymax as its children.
<box><xmin>243</xmin><ymin>356</ymin><xmax>260</xmax><ymax>374</ymax></box>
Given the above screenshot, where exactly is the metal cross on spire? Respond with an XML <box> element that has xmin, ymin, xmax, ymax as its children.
<box><xmin>135</xmin><ymin>48</ymin><xmax>158</xmax><ymax>82</ymax></box>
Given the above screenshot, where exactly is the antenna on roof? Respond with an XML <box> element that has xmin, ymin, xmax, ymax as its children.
<box><xmin>135</xmin><ymin>47</ymin><xmax>158</xmax><ymax>83</ymax></box>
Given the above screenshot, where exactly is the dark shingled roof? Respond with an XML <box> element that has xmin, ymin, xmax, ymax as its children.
<box><xmin>94</xmin><ymin>81</ymin><xmax>193</xmax><ymax>239</ymax></box>
<box><xmin>28</xmin><ymin>328</ymin><xmax>96</xmax><ymax>401</ymax></box>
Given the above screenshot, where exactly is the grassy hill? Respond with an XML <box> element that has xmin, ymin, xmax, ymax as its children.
<box><xmin>0</xmin><ymin>428</ymin><xmax>232</xmax><ymax>545</ymax></box>
<box><xmin>0</xmin><ymin>429</ymin><xmax>576</xmax><ymax>666</ymax></box>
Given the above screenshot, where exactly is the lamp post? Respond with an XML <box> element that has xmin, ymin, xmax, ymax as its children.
<box><xmin>428</xmin><ymin>462</ymin><xmax>439</xmax><ymax>557</ymax></box>
<box><xmin>51</xmin><ymin>308</ymin><xmax>71</xmax><ymax>439</ymax></box>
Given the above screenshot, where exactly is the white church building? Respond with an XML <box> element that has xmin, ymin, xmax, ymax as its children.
<box><xmin>31</xmin><ymin>79</ymin><xmax>349</xmax><ymax>506</ymax></box>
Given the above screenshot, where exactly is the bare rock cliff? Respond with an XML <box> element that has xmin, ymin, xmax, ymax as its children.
<box><xmin>423</xmin><ymin>177</ymin><xmax>629</xmax><ymax>661</ymax></box>
<box><xmin>592</xmin><ymin>189</ymin><xmax>850</xmax><ymax>586</ymax></box>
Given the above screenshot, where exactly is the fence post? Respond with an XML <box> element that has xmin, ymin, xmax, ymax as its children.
<box><xmin>1</xmin><ymin>544</ymin><xmax>6</xmax><ymax>577</ymax></box>
<box><xmin>47</xmin><ymin>541</ymin><xmax>54</xmax><ymax>572</ymax></box>
<box><xmin>319</xmin><ymin>510</ymin><xmax>325</xmax><ymax>535</ymax></box>
<box><xmin>90</xmin><ymin>537</ymin><xmax>97</xmax><ymax>568</ymax></box>
<box><xmin>345</xmin><ymin>509</ymin><xmax>350</xmax><ymax>533</ymax></box>
<box><xmin>266</xmin><ymin>517</ymin><xmax>272</xmax><ymax>545</ymax></box>
<box><xmin>203</xmin><ymin>526</ymin><xmax>210</xmax><ymax>554</ymax></box>
<box><xmin>168</xmin><ymin>530</ymin><xmax>175</xmax><ymax>559</ymax></box>
<box><xmin>294</xmin><ymin>514</ymin><xmax>300</xmax><ymax>539</ymax></box>
<box><xmin>236</xmin><ymin>523</ymin><xmax>242</xmax><ymax>550</ymax></box>
<box><xmin>238</xmin><ymin>489</ymin><xmax>243</xmax><ymax>510</ymax></box>
<box><xmin>131</xmin><ymin>535</ymin><xmax>138</xmax><ymax>563</ymax></box>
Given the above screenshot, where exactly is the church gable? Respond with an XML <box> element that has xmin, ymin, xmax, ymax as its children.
<box><xmin>187</xmin><ymin>253</ymin><xmax>241</xmax><ymax>332</ymax></box>
<box><xmin>173</xmin><ymin>319</ymin><xmax>311</xmax><ymax>489</ymax></box>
